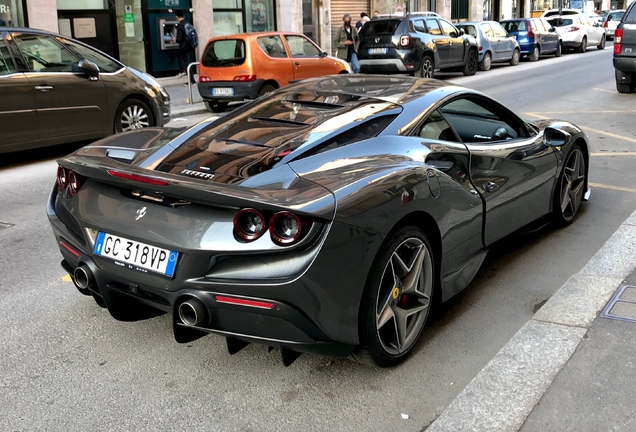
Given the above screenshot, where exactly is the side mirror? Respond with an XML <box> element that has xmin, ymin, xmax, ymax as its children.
<box><xmin>78</xmin><ymin>59</ymin><xmax>99</xmax><ymax>80</ymax></box>
<box><xmin>549</xmin><ymin>27</ymin><xmax>556</xmax><ymax>32</ymax></box>
<box><xmin>459</xmin><ymin>28</ymin><xmax>465</xmax><ymax>35</ymax></box>
<box><xmin>319</xmin><ymin>51</ymin><xmax>328</xmax><ymax>58</ymax></box>
<box><xmin>450</xmin><ymin>31</ymin><xmax>458</xmax><ymax>38</ymax></box>
<box><xmin>543</xmin><ymin>127</ymin><xmax>571</xmax><ymax>147</ymax></box>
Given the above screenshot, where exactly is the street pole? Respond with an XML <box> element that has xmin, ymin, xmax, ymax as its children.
<box><xmin>559</xmin><ymin>0</ymin><xmax>563</xmax><ymax>16</ymax></box>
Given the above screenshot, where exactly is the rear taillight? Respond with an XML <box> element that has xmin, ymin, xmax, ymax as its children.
<box><xmin>615</xmin><ymin>28</ymin><xmax>623</xmax><ymax>55</ymax></box>
<box><xmin>57</xmin><ymin>165</ymin><xmax>85</xmax><ymax>197</ymax></box>
<box><xmin>604</xmin><ymin>20</ymin><xmax>609</xmax><ymax>28</ymax></box>
<box><xmin>566</xmin><ymin>26</ymin><xmax>580</xmax><ymax>32</ymax></box>
<box><xmin>527</xmin><ymin>21</ymin><xmax>534</xmax><ymax>38</ymax></box>
<box><xmin>199</xmin><ymin>76</ymin><xmax>211</xmax><ymax>82</ymax></box>
<box><xmin>233</xmin><ymin>208</ymin><xmax>266</xmax><ymax>241</ymax></box>
<box><xmin>269</xmin><ymin>211</ymin><xmax>304</xmax><ymax>245</ymax></box>
<box><xmin>479</xmin><ymin>46</ymin><xmax>483</xmax><ymax>51</ymax></box>
<box><xmin>214</xmin><ymin>295</ymin><xmax>274</xmax><ymax>309</ymax></box>
<box><xmin>400</xmin><ymin>35</ymin><xmax>411</xmax><ymax>47</ymax></box>
<box><xmin>107</xmin><ymin>170</ymin><xmax>169</xmax><ymax>186</ymax></box>
<box><xmin>233</xmin><ymin>75</ymin><xmax>257</xmax><ymax>82</ymax></box>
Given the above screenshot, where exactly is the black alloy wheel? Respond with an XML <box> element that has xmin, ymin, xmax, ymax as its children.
<box><xmin>355</xmin><ymin>226</ymin><xmax>435</xmax><ymax>367</ymax></box>
<box><xmin>418</xmin><ymin>56</ymin><xmax>435</xmax><ymax>78</ymax></box>
<box><xmin>114</xmin><ymin>99</ymin><xmax>154</xmax><ymax>133</ymax></box>
<box><xmin>598</xmin><ymin>34</ymin><xmax>606</xmax><ymax>50</ymax></box>
<box><xmin>553</xmin><ymin>145</ymin><xmax>586</xmax><ymax>225</ymax></box>
<box><xmin>463</xmin><ymin>50</ymin><xmax>478</xmax><ymax>76</ymax></box>
<box><xmin>480</xmin><ymin>52</ymin><xmax>492</xmax><ymax>71</ymax></box>
<box><xmin>510</xmin><ymin>49</ymin><xmax>520</xmax><ymax>66</ymax></box>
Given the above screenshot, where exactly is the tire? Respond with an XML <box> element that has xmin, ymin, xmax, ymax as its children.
<box><xmin>577</xmin><ymin>37</ymin><xmax>587</xmax><ymax>53</ymax></box>
<box><xmin>416</xmin><ymin>55</ymin><xmax>435</xmax><ymax>78</ymax></box>
<box><xmin>597</xmin><ymin>34</ymin><xmax>606</xmax><ymax>50</ymax></box>
<box><xmin>354</xmin><ymin>226</ymin><xmax>436</xmax><ymax>367</ymax></box>
<box><xmin>510</xmin><ymin>48</ymin><xmax>520</xmax><ymax>66</ymax></box>
<box><xmin>204</xmin><ymin>101</ymin><xmax>229</xmax><ymax>113</ymax></box>
<box><xmin>462</xmin><ymin>49</ymin><xmax>478</xmax><ymax>76</ymax></box>
<box><xmin>257</xmin><ymin>84</ymin><xmax>276</xmax><ymax>98</ymax></box>
<box><xmin>529</xmin><ymin>45</ymin><xmax>540</xmax><ymax>62</ymax></box>
<box><xmin>114</xmin><ymin>99</ymin><xmax>155</xmax><ymax>133</ymax></box>
<box><xmin>479</xmin><ymin>52</ymin><xmax>492</xmax><ymax>71</ymax></box>
<box><xmin>555</xmin><ymin>42</ymin><xmax>562</xmax><ymax>57</ymax></box>
<box><xmin>553</xmin><ymin>145</ymin><xmax>586</xmax><ymax>226</ymax></box>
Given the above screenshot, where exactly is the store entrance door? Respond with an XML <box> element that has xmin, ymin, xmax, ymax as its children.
<box><xmin>56</xmin><ymin>10</ymin><xmax>118</xmax><ymax>59</ymax></box>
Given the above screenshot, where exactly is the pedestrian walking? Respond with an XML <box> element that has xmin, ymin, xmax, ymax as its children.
<box><xmin>172</xmin><ymin>9</ymin><xmax>198</xmax><ymax>85</ymax></box>
<box><xmin>355</xmin><ymin>12</ymin><xmax>369</xmax><ymax>30</ymax></box>
<box><xmin>334</xmin><ymin>14</ymin><xmax>360</xmax><ymax>74</ymax></box>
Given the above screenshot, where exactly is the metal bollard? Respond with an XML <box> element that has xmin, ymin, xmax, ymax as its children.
<box><xmin>186</xmin><ymin>61</ymin><xmax>200</xmax><ymax>104</ymax></box>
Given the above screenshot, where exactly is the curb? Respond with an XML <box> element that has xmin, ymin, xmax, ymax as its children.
<box><xmin>171</xmin><ymin>104</ymin><xmax>209</xmax><ymax>117</ymax></box>
<box><xmin>157</xmin><ymin>75</ymin><xmax>190</xmax><ymax>86</ymax></box>
<box><xmin>426</xmin><ymin>209</ymin><xmax>636</xmax><ymax>432</ymax></box>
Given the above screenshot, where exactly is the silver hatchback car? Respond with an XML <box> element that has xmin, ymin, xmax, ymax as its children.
<box><xmin>456</xmin><ymin>21</ymin><xmax>521</xmax><ymax>71</ymax></box>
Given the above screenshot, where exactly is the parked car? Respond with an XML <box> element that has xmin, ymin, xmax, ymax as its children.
<box><xmin>357</xmin><ymin>12</ymin><xmax>479</xmax><ymax>78</ymax></box>
<box><xmin>604</xmin><ymin>9</ymin><xmax>625</xmax><ymax>39</ymax></box>
<box><xmin>546</xmin><ymin>14</ymin><xmax>606</xmax><ymax>52</ymax></box>
<box><xmin>587</xmin><ymin>13</ymin><xmax>604</xmax><ymax>25</ymax></box>
<box><xmin>456</xmin><ymin>21</ymin><xmax>520</xmax><ymax>71</ymax></box>
<box><xmin>0</xmin><ymin>27</ymin><xmax>170</xmax><ymax>154</ymax></box>
<box><xmin>48</xmin><ymin>75</ymin><xmax>590</xmax><ymax>367</ymax></box>
<box><xmin>501</xmin><ymin>18</ymin><xmax>562</xmax><ymax>61</ymax></box>
<box><xmin>542</xmin><ymin>8</ymin><xmax>582</xmax><ymax>17</ymax></box>
<box><xmin>197</xmin><ymin>32</ymin><xmax>350</xmax><ymax>113</ymax></box>
<box><xmin>614</xmin><ymin>2</ymin><xmax>636</xmax><ymax>93</ymax></box>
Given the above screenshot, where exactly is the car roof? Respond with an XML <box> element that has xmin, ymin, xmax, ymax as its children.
<box><xmin>206</xmin><ymin>31</ymin><xmax>308</xmax><ymax>41</ymax></box>
<box><xmin>458</xmin><ymin>21</ymin><xmax>500</xmax><ymax>25</ymax></box>
<box><xmin>0</xmin><ymin>26</ymin><xmax>75</xmax><ymax>40</ymax></box>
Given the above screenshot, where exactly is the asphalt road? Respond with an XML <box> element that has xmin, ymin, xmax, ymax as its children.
<box><xmin>2</xmin><ymin>45</ymin><xmax>636</xmax><ymax>432</ymax></box>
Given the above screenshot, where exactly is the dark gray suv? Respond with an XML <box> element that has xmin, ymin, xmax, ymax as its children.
<box><xmin>614</xmin><ymin>4</ymin><xmax>636</xmax><ymax>93</ymax></box>
<box><xmin>0</xmin><ymin>28</ymin><xmax>171</xmax><ymax>154</ymax></box>
<box><xmin>357</xmin><ymin>12</ymin><xmax>479</xmax><ymax>78</ymax></box>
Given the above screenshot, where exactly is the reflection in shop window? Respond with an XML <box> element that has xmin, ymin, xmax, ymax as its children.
<box><xmin>246</xmin><ymin>0</ymin><xmax>274</xmax><ymax>33</ymax></box>
<box><xmin>0</xmin><ymin>0</ymin><xmax>26</xmax><ymax>27</ymax></box>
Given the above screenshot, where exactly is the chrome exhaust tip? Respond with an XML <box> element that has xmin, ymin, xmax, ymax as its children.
<box><xmin>178</xmin><ymin>299</ymin><xmax>208</xmax><ymax>327</ymax></box>
<box><xmin>73</xmin><ymin>265</ymin><xmax>93</xmax><ymax>290</ymax></box>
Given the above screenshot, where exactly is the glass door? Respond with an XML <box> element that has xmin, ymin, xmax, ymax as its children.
<box><xmin>115</xmin><ymin>0</ymin><xmax>146</xmax><ymax>71</ymax></box>
<box><xmin>303</xmin><ymin>0</ymin><xmax>320</xmax><ymax>44</ymax></box>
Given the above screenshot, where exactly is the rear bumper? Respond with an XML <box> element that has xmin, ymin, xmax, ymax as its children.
<box><xmin>614</xmin><ymin>57</ymin><xmax>636</xmax><ymax>73</ymax></box>
<box><xmin>46</xmin><ymin>185</ymin><xmax>384</xmax><ymax>359</ymax></box>
<box><xmin>197</xmin><ymin>80</ymin><xmax>264</xmax><ymax>102</ymax></box>
<box><xmin>359</xmin><ymin>58</ymin><xmax>413</xmax><ymax>73</ymax></box>
<box><xmin>560</xmin><ymin>33</ymin><xmax>584</xmax><ymax>46</ymax></box>
<box><xmin>517</xmin><ymin>42</ymin><xmax>535</xmax><ymax>55</ymax></box>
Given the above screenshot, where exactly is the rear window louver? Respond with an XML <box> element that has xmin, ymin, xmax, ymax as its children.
<box><xmin>299</xmin><ymin>114</ymin><xmax>397</xmax><ymax>158</ymax></box>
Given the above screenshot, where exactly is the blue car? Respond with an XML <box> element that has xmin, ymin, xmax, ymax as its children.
<box><xmin>501</xmin><ymin>18</ymin><xmax>562</xmax><ymax>61</ymax></box>
<box><xmin>456</xmin><ymin>21</ymin><xmax>520</xmax><ymax>71</ymax></box>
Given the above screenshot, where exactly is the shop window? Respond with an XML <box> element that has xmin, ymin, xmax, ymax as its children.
<box><xmin>0</xmin><ymin>0</ymin><xmax>26</xmax><ymax>27</ymax></box>
<box><xmin>56</xmin><ymin>0</ymin><xmax>107</xmax><ymax>9</ymax></box>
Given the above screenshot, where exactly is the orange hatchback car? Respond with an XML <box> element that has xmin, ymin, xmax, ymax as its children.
<box><xmin>197</xmin><ymin>32</ymin><xmax>351</xmax><ymax>112</ymax></box>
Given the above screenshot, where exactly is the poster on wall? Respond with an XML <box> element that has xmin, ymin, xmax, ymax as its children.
<box><xmin>392</xmin><ymin>2</ymin><xmax>407</xmax><ymax>16</ymax></box>
<box><xmin>251</xmin><ymin>1</ymin><xmax>267</xmax><ymax>32</ymax></box>
<box><xmin>73</xmin><ymin>17</ymin><xmax>97</xmax><ymax>39</ymax></box>
<box><xmin>58</xmin><ymin>18</ymin><xmax>72</xmax><ymax>37</ymax></box>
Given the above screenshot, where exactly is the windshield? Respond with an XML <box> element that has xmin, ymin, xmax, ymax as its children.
<box><xmin>502</xmin><ymin>20</ymin><xmax>526</xmax><ymax>31</ymax></box>
<box><xmin>201</xmin><ymin>39</ymin><xmax>246</xmax><ymax>67</ymax></box>
<box><xmin>548</xmin><ymin>18</ymin><xmax>574</xmax><ymax>27</ymax></box>
<box><xmin>457</xmin><ymin>25</ymin><xmax>477</xmax><ymax>37</ymax></box>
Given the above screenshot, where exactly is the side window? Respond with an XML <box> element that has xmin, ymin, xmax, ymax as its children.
<box><xmin>541</xmin><ymin>19</ymin><xmax>554</xmax><ymax>31</ymax></box>
<box><xmin>440</xmin><ymin>19</ymin><xmax>459</xmax><ymax>37</ymax></box>
<box><xmin>0</xmin><ymin>37</ymin><xmax>17</xmax><ymax>75</ymax></box>
<box><xmin>439</xmin><ymin>97</ymin><xmax>528</xmax><ymax>143</ymax></box>
<box><xmin>284</xmin><ymin>35</ymin><xmax>321</xmax><ymax>58</ymax></box>
<box><xmin>529</xmin><ymin>20</ymin><xmax>538</xmax><ymax>31</ymax></box>
<box><xmin>256</xmin><ymin>35</ymin><xmax>288</xmax><ymax>58</ymax></box>
<box><xmin>492</xmin><ymin>22</ymin><xmax>508</xmax><ymax>37</ymax></box>
<box><xmin>425</xmin><ymin>18</ymin><xmax>441</xmax><ymax>35</ymax></box>
<box><xmin>580</xmin><ymin>15</ymin><xmax>591</xmax><ymax>26</ymax></box>
<box><xmin>480</xmin><ymin>22</ymin><xmax>495</xmax><ymax>37</ymax></box>
<box><xmin>413</xmin><ymin>19</ymin><xmax>427</xmax><ymax>33</ymax></box>
<box><xmin>57</xmin><ymin>38</ymin><xmax>121</xmax><ymax>73</ymax></box>
<box><xmin>418</xmin><ymin>110</ymin><xmax>459</xmax><ymax>142</ymax></box>
<box><xmin>534</xmin><ymin>19</ymin><xmax>546</xmax><ymax>31</ymax></box>
<box><xmin>13</xmin><ymin>33</ymin><xmax>78</xmax><ymax>73</ymax></box>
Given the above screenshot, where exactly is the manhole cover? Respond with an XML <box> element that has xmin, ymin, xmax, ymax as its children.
<box><xmin>0</xmin><ymin>222</ymin><xmax>14</xmax><ymax>230</ymax></box>
<box><xmin>601</xmin><ymin>285</ymin><xmax>636</xmax><ymax>323</ymax></box>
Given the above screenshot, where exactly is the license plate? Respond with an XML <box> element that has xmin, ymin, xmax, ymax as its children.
<box><xmin>212</xmin><ymin>87</ymin><xmax>234</xmax><ymax>96</ymax></box>
<box><xmin>368</xmin><ymin>48</ymin><xmax>388</xmax><ymax>55</ymax></box>
<box><xmin>93</xmin><ymin>232</ymin><xmax>178</xmax><ymax>277</ymax></box>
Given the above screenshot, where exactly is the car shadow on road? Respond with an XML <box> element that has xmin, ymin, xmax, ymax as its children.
<box><xmin>0</xmin><ymin>141</ymin><xmax>90</xmax><ymax>170</ymax></box>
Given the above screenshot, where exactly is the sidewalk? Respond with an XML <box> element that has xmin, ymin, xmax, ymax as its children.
<box><xmin>426</xmin><ymin>210</ymin><xmax>636</xmax><ymax>431</ymax></box>
<box><xmin>157</xmin><ymin>75</ymin><xmax>209</xmax><ymax>117</ymax></box>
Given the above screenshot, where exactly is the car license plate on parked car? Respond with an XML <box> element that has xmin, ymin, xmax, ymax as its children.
<box><xmin>212</xmin><ymin>87</ymin><xmax>234</xmax><ymax>96</ymax></box>
<box><xmin>368</xmin><ymin>48</ymin><xmax>388</xmax><ymax>55</ymax></box>
<box><xmin>93</xmin><ymin>232</ymin><xmax>178</xmax><ymax>277</ymax></box>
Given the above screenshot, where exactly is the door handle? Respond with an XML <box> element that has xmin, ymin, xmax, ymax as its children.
<box><xmin>295</xmin><ymin>61</ymin><xmax>301</xmax><ymax>66</ymax></box>
<box><xmin>34</xmin><ymin>85</ymin><xmax>53</xmax><ymax>92</ymax></box>
<box><xmin>484</xmin><ymin>181</ymin><xmax>499</xmax><ymax>193</ymax></box>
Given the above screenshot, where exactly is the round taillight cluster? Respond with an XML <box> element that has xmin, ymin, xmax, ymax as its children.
<box><xmin>57</xmin><ymin>165</ymin><xmax>84</xmax><ymax>197</ymax></box>
<box><xmin>233</xmin><ymin>208</ymin><xmax>308</xmax><ymax>246</ymax></box>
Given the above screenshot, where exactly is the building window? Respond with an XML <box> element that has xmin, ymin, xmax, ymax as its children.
<box><xmin>0</xmin><ymin>0</ymin><xmax>26</xmax><ymax>27</ymax></box>
<box><xmin>451</xmin><ymin>0</ymin><xmax>469</xmax><ymax>20</ymax></box>
<box><xmin>213</xmin><ymin>0</ymin><xmax>275</xmax><ymax>37</ymax></box>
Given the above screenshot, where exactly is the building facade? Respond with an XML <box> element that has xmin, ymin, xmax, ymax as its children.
<box><xmin>2</xmin><ymin>0</ymin><xmax>615</xmax><ymax>77</ymax></box>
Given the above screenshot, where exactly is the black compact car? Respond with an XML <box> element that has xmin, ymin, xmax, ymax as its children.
<box><xmin>48</xmin><ymin>75</ymin><xmax>590</xmax><ymax>367</ymax></box>
<box><xmin>0</xmin><ymin>27</ymin><xmax>170</xmax><ymax>154</ymax></box>
<box><xmin>613</xmin><ymin>3</ymin><xmax>636</xmax><ymax>93</ymax></box>
<box><xmin>357</xmin><ymin>12</ymin><xmax>479</xmax><ymax>77</ymax></box>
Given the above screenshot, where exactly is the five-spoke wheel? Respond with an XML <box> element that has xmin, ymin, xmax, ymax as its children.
<box><xmin>554</xmin><ymin>146</ymin><xmax>586</xmax><ymax>225</ymax></box>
